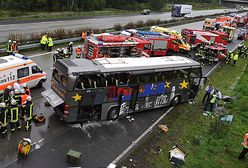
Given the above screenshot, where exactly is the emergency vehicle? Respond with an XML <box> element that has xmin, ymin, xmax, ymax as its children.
<box><xmin>235</xmin><ymin>14</ymin><xmax>248</xmax><ymax>27</ymax></box>
<box><xmin>181</xmin><ymin>28</ymin><xmax>228</xmax><ymax>48</ymax></box>
<box><xmin>203</xmin><ymin>18</ymin><xmax>216</xmax><ymax>30</ymax></box>
<box><xmin>150</xmin><ymin>26</ymin><xmax>190</xmax><ymax>52</ymax></box>
<box><xmin>221</xmin><ymin>26</ymin><xmax>236</xmax><ymax>41</ymax></box>
<box><xmin>0</xmin><ymin>54</ymin><xmax>47</xmax><ymax>93</ymax></box>
<box><xmin>83</xmin><ymin>34</ymin><xmax>151</xmax><ymax>60</ymax></box>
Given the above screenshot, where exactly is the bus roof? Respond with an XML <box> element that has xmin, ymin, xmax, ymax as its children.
<box><xmin>56</xmin><ymin>56</ymin><xmax>201</xmax><ymax>75</ymax></box>
<box><xmin>0</xmin><ymin>55</ymin><xmax>33</xmax><ymax>71</ymax></box>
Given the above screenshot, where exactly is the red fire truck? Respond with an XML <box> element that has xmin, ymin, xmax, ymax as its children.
<box><xmin>83</xmin><ymin>34</ymin><xmax>151</xmax><ymax>60</ymax></box>
<box><xmin>83</xmin><ymin>33</ymin><xmax>180</xmax><ymax>59</ymax></box>
<box><xmin>181</xmin><ymin>28</ymin><xmax>228</xmax><ymax>48</ymax></box>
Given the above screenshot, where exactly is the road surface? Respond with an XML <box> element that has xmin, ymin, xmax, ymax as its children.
<box><xmin>0</xmin><ymin>20</ymin><xmax>243</xmax><ymax>168</ymax></box>
<box><xmin>0</xmin><ymin>9</ymin><xmax>233</xmax><ymax>43</ymax></box>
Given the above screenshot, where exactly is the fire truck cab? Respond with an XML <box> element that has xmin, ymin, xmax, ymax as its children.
<box><xmin>221</xmin><ymin>26</ymin><xmax>236</xmax><ymax>41</ymax></box>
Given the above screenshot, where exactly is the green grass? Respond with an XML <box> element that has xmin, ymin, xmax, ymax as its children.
<box><xmin>118</xmin><ymin>42</ymin><xmax>248</xmax><ymax>168</ymax></box>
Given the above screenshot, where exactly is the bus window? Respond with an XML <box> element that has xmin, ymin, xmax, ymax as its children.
<box><xmin>61</xmin><ymin>75</ymin><xmax>68</xmax><ymax>88</ymax></box>
<box><xmin>139</xmin><ymin>73</ymin><xmax>155</xmax><ymax>84</ymax></box>
<box><xmin>189</xmin><ymin>67</ymin><xmax>202</xmax><ymax>78</ymax></box>
<box><xmin>76</xmin><ymin>76</ymin><xmax>90</xmax><ymax>89</ymax></box>
<box><xmin>156</xmin><ymin>72</ymin><xmax>165</xmax><ymax>82</ymax></box>
<box><xmin>129</xmin><ymin>74</ymin><xmax>139</xmax><ymax>85</ymax></box>
<box><xmin>53</xmin><ymin>68</ymin><xmax>60</xmax><ymax>82</ymax></box>
<box><xmin>118</xmin><ymin>73</ymin><xmax>130</xmax><ymax>86</ymax></box>
<box><xmin>164</xmin><ymin>71</ymin><xmax>174</xmax><ymax>80</ymax></box>
<box><xmin>174</xmin><ymin>69</ymin><xmax>190</xmax><ymax>79</ymax></box>
<box><xmin>106</xmin><ymin>74</ymin><xmax>118</xmax><ymax>86</ymax></box>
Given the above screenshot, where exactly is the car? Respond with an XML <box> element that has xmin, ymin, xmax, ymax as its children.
<box><xmin>141</xmin><ymin>9</ymin><xmax>151</xmax><ymax>15</ymax></box>
<box><xmin>229</xmin><ymin>12</ymin><xmax>237</xmax><ymax>17</ymax></box>
<box><xmin>237</xmin><ymin>28</ymin><xmax>248</xmax><ymax>40</ymax></box>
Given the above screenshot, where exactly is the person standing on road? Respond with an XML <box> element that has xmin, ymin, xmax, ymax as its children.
<box><xmin>233</xmin><ymin>53</ymin><xmax>239</xmax><ymax>66</ymax></box>
<box><xmin>11</xmin><ymin>41</ymin><xmax>18</xmax><ymax>54</ymax></box>
<box><xmin>2</xmin><ymin>86</ymin><xmax>12</xmax><ymax>106</ymax></box>
<box><xmin>9</xmin><ymin>99</ymin><xmax>21</xmax><ymax>132</ymax></box>
<box><xmin>202</xmin><ymin>84</ymin><xmax>214</xmax><ymax>110</ymax></box>
<box><xmin>67</xmin><ymin>42</ymin><xmax>73</xmax><ymax>56</ymax></box>
<box><xmin>40</xmin><ymin>35</ymin><xmax>48</xmax><ymax>50</ymax></box>
<box><xmin>76</xmin><ymin>47</ymin><xmax>82</xmax><ymax>58</ymax></box>
<box><xmin>23</xmin><ymin>96</ymin><xmax>33</xmax><ymax>131</ymax></box>
<box><xmin>47</xmin><ymin>37</ymin><xmax>54</xmax><ymax>52</ymax></box>
<box><xmin>239</xmin><ymin>132</ymin><xmax>248</xmax><ymax>160</ymax></box>
<box><xmin>6</xmin><ymin>40</ymin><xmax>12</xmax><ymax>55</ymax></box>
<box><xmin>0</xmin><ymin>102</ymin><xmax>9</xmax><ymax>137</ymax></box>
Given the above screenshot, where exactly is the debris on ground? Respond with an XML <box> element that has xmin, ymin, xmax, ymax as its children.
<box><xmin>66</xmin><ymin>149</ymin><xmax>81</xmax><ymax>165</ymax></box>
<box><xmin>153</xmin><ymin>146</ymin><xmax>162</xmax><ymax>154</ymax></box>
<box><xmin>17</xmin><ymin>138</ymin><xmax>32</xmax><ymax>157</ymax></box>
<box><xmin>126</xmin><ymin>116</ymin><xmax>135</xmax><ymax>122</ymax></box>
<box><xmin>158</xmin><ymin>124</ymin><xmax>169</xmax><ymax>133</ymax></box>
<box><xmin>33</xmin><ymin>113</ymin><xmax>46</xmax><ymax>124</ymax></box>
<box><xmin>169</xmin><ymin>144</ymin><xmax>187</xmax><ymax>167</ymax></box>
<box><xmin>222</xmin><ymin>95</ymin><xmax>239</xmax><ymax>102</ymax></box>
<box><xmin>107</xmin><ymin>163</ymin><xmax>116</xmax><ymax>168</ymax></box>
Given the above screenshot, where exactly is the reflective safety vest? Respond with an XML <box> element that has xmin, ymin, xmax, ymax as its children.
<box><xmin>210</xmin><ymin>94</ymin><xmax>217</xmax><ymax>103</ymax></box>
<box><xmin>10</xmin><ymin>106</ymin><xmax>19</xmax><ymax>123</ymax></box>
<box><xmin>233</xmin><ymin>54</ymin><xmax>238</xmax><ymax>61</ymax></box>
<box><xmin>48</xmin><ymin>37</ymin><xmax>53</xmax><ymax>47</ymax></box>
<box><xmin>230</xmin><ymin>53</ymin><xmax>234</xmax><ymax>60</ymax></box>
<box><xmin>0</xmin><ymin>108</ymin><xmax>8</xmax><ymax>127</ymax></box>
<box><xmin>14</xmin><ymin>94</ymin><xmax>21</xmax><ymax>105</ymax></box>
<box><xmin>6</xmin><ymin>42</ymin><xmax>12</xmax><ymax>52</ymax></box>
<box><xmin>24</xmin><ymin>101</ymin><xmax>33</xmax><ymax>120</ymax></box>
<box><xmin>76</xmin><ymin>48</ymin><xmax>82</xmax><ymax>55</ymax></box>
<box><xmin>40</xmin><ymin>35</ymin><xmax>47</xmax><ymax>45</ymax></box>
<box><xmin>243</xmin><ymin>133</ymin><xmax>248</xmax><ymax>148</ymax></box>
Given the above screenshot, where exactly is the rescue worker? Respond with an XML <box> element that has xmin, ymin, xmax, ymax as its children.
<box><xmin>21</xmin><ymin>89</ymin><xmax>29</xmax><ymax>118</ymax></box>
<box><xmin>13</xmin><ymin>89</ymin><xmax>21</xmax><ymax>106</ymax></box>
<box><xmin>233</xmin><ymin>53</ymin><xmax>239</xmax><ymax>65</ymax></box>
<box><xmin>239</xmin><ymin>132</ymin><xmax>248</xmax><ymax>160</ymax></box>
<box><xmin>9</xmin><ymin>99</ymin><xmax>21</xmax><ymax>132</ymax></box>
<box><xmin>47</xmin><ymin>37</ymin><xmax>53</xmax><ymax>52</ymax></box>
<box><xmin>0</xmin><ymin>102</ymin><xmax>8</xmax><ymax>137</ymax></box>
<box><xmin>208</xmin><ymin>50</ymin><xmax>215</xmax><ymax>65</ymax></box>
<box><xmin>75</xmin><ymin>47</ymin><xmax>82</xmax><ymax>58</ymax></box>
<box><xmin>23</xmin><ymin>96</ymin><xmax>33</xmax><ymax>131</ymax></box>
<box><xmin>225</xmin><ymin>51</ymin><xmax>232</xmax><ymax>64</ymax></box>
<box><xmin>202</xmin><ymin>84</ymin><xmax>215</xmax><ymax>110</ymax></box>
<box><xmin>209</xmin><ymin>91</ymin><xmax>217</xmax><ymax>112</ymax></box>
<box><xmin>22</xmin><ymin>83</ymin><xmax>30</xmax><ymax>95</ymax></box>
<box><xmin>67</xmin><ymin>42</ymin><xmax>73</xmax><ymax>56</ymax></box>
<box><xmin>6</xmin><ymin>40</ymin><xmax>12</xmax><ymax>55</ymax></box>
<box><xmin>11</xmin><ymin>41</ymin><xmax>18</xmax><ymax>54</ymax></box>
<box><xmin>82</xmin><ymin>31</ymin><xmax>87</xmax><ymax>40</ymax></box>
<box><xmin>2</xmin><ymin>86</ymin><xmax>12</xmax><ymax>105</ymax></box>
<box><xmin>40</xmin><ymin>35</ymin><xmax>48</xmax><ymax>50</ymax></box>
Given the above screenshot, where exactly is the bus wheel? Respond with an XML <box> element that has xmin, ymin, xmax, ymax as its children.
<box><xmin>107</xmin><ymin>107</ymin><xmax>119</xmax><ymax>120</ymax></box>
<box><xmin>37</xmin><ymin>80</ymin><xmax>43</xmax><ymax>88</ymax></box>
<box><xmin>171</xmin><ymin>96</ymin><xmax>180</xmax><ymax>106</ymax></box>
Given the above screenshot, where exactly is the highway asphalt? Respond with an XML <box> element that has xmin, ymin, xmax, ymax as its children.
<box><xmin>0</xmin><ymin>9</ymin><xmax>234</xmax><ymax>43</ymax></box>
<box><xmin>0</xmin><ymin>18</ymin><xmax>243</xmax><ymax>168</ymax></box>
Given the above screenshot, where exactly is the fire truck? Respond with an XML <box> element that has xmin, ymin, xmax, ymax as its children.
<box><xmin>220</xmin><ymin>26</ymin><xmax>236</xmax><ymax>41</ymax></box>
<box><xmin>181</xmin><ymin>28</ymin><xmax>228</xmax><ymax>48</ymax></box>
<box><xmin>83</xmin><ymin>34</ymin><xmax>151</xmax><ymax>60</ymax></box>
<box><xmin>235</xmin><ymin>14</ymin><xmax>248</xmax><ymax>27</ymax></box>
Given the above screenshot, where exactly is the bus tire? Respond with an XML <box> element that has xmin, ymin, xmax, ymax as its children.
<box><xmin>37</xmin><ymin>80</ymin><xmax>43</xmax><ymax>88</ymax></box>
<box><xmin>171</xmin><ymin>96</ymin><xmax>180</xmax><ymax>106</ymax></box>
<box><xmin>107</xmin><ymin>107</ymin><xmax>119</xmax><ymax>120</ymax></box>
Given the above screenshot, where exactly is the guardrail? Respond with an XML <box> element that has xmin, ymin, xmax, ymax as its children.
<box><xmin>0</xmin><ymin>10</ymin><xmax>246</xmax><ymax>53</ymax></box>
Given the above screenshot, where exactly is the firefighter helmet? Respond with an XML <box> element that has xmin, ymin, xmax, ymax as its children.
<box><xmin>0</xmin><ymin>102</ymin><xmax>6</xmax><ymax>108</ymax></box>
<box><xmin>27</xmin><ymin>96</ymin><xmax>32</xmax><ymax>101</ymax></box>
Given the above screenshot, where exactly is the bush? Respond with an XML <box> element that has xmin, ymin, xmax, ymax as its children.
<box><xmin>135</xmin><ymin>20</ymin><xmax>144</xmax><ymax>28</ymax></box>
<box><xmin>113</xmin><ymin>23</ymin><xmax>122</xmax><ymax>31</ymax></box>
<box><xmin>124</xmin><ymin>22</ymin><xmax>135</xmax><ymax>29</ymax></box>
<box><xmin>145</xmin><ymin>19</ymin><xmax>156</xmax><ymax>27</ymax></box>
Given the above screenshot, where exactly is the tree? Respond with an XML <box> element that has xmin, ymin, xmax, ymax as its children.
<box><xmin>149</xmin><ymin>0</ymin><xmax>164</xmax><ymax>10</ymax></box>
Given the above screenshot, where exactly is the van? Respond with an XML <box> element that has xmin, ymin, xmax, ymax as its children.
<box><xmin>0</xmin><ymin>54</ymin><xmax>47</xmax><ymax>93</ymax></box>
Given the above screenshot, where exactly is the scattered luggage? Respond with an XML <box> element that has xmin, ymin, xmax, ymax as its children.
<box><xmin>17</xmin><ymin>138</ymin><xmax>32</xmax><ymax>157</ymax></box>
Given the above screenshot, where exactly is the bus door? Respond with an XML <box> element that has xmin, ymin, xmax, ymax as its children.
<box><xmin>129</xmin><ymin>85</ymin><xmax>139</xmax><ymax>111</ymax></box>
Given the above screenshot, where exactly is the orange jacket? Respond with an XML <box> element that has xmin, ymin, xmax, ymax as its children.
<box><xmin>76</xmin><ymin>48</ymin><xmax>82</xmax><ymax>55</ymax></box>
<box><xmin>21</xmin><ymin>94</ymin><xmax>28</xmax><ymax>106</ymax></box>
<box><xmin>243</xmin><ymin>133</ymin><xmax>248</xmax><ymax>148</ymax></box>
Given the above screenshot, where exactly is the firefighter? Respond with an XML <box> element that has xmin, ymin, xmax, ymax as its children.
<box><xmin>208</xmin><ymin>50</ymin><xmax>215</xmax><ymax>65</ymax></box>
<box><xmin>239</xmin><ymin>132</ymin><xmax>248</xmax><ymax>160</ymax></box>
<box><xmin>75</xmin><ymin>47</ymin><xmax>82</xmax><ymax>58</ymax></box>
<box><xmin>13</xmin><ymin>89</ymin><xmax>21</xmax><ymax>106</ymax></box>
<box><xmin>233</xmin><ymin>53</ymin><xmax>239</xmax><ymax>65</ymax></box>
<box><xmin>0</xmin><ymin>102</ymin><xmax>8</xmax><ymax>137</ymax></box>
<box><xmin>67</xmin><ymin>42</ymin><xmax>73</xmax><ymax>56</ymax></box>
<box><xmin>9</xmin><ymin>99</ymin><xmax>21</xmax><ymax>132</ymax></box>
<box><xmin>2</xmin><ymin>86</ymin><xmax>12</xmax><ymax>105</ymax></box>
<box><xmin>23</xmin><ymin>96</ymin><xmax>33</xmax><ymax>131</ymax></box>
<box><xmin>11</xmin><ymin>41</ymin><xmax>18</xmax><ymax>54</ymax></box>
<box><xmin>22</xmin><ymin>83</ymin><xmax>30</xmax><ymax>95</ymax></box>
<box><xmin>6</xmin><ymin>40</ymin><xmax>12</xmax><ymax>55</ymax></box>
<box><xmin>47</xmin><ymin>37</ymin><xmax>53</xmax><ymax>52</ymax></box>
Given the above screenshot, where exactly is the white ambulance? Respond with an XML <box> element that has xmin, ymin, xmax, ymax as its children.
<box><xmin>0</xmin><ymin>53</ymin><xmax>47</xmax><ymax>93</ymax></box>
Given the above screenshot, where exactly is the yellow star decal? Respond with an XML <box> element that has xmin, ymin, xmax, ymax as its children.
<box><xmin>72</xmin><ymin>93</ymin><xmax>82</xmax><ymax>101</ymax></box>
<box><xmin>179</xmin><ymin>80</ymin><xmax>189</xmax><ymax>89</ymax></box>
<box><xmin>165</xmin><ymin>81</ymin><xmax>171</xmax><ymax>88</ymax></box>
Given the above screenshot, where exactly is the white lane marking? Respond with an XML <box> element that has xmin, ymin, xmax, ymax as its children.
<box><xmin>110</xmin><ymin>107</ymin><xmax>174</xmax><ymax>165</ymax></box>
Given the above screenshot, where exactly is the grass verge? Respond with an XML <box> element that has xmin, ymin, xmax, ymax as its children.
<box><xmin>118</xmin><ymin>41</ymin><xmax>248</xmax><ymax>168</ymax></box>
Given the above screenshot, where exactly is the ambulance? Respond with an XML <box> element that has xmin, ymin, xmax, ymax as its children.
<box><xmin>0</xmin><ymin>54</ymin><xmax>47</xmax><ymax>93</ymax></box>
